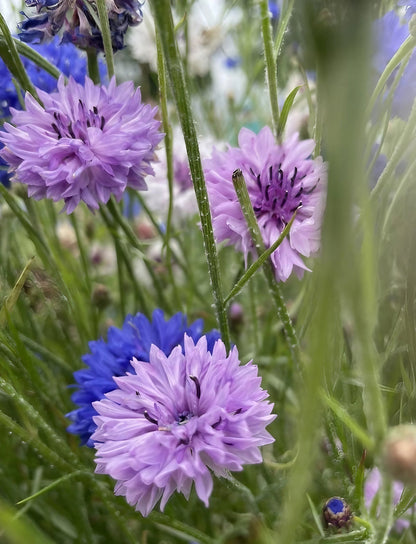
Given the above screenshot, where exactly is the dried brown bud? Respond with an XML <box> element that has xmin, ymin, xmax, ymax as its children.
<box><xmin>382</xmin><ymin>425</ymin><xmax>416</xmax><ymax>486</ymax></box>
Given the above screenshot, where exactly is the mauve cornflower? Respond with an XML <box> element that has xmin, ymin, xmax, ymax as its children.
<box><xmin>92</xmin><ymin>334</ymin><xmax>275</xmax><ymax>516</ymax></box>
<box><xmin>204</xmin><ymin>126</ymin><xmax>327</xmax><ymax>282</ymax></box>
<box><xmin>0</xmin><ymin>76</ymin><xmax>163</xmax><ymax>213</ymax></box>
<box><xmin>67</xmin><ymin>309</ymin><xmax>220</xmax><ymax>447</ymax></box>
<box><xmin>365</xmin><ymin>468</ymin><xmax>415</xmax><ymax>532</ymax></box>
<box><xmin>19</xmin><ymin>0</ymin><xmax>143</xmax><ymax>51</ymax></box>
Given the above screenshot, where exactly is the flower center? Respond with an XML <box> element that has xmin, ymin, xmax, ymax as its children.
<box><xmin>50</xmin><ymin>101</ymin><xmax>105</xmax><ymax>142</ymax></box>
<box><xmin>250</xmin><ymin>164</ymin><xmax>317</xmax><ymax>226</ymax></box>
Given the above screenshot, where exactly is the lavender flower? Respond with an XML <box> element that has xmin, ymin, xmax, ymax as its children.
<box><xmin>204</xmin><ymin>126</ymin><xmax>326</xmax><ymax>282</ymax></box>
<box><xmin>373</xmin><ymin>9</ymin><xmax>416</xmax><ymax>119</ymax></box>
<box><xmin>0</xmin><ymin>76</ymin><xmax>163</xmax><ymax>213</ymax></box>
<box><xmin>67</xmin><ymin>309</ymin><xmax>220</xmax><ymax>447</ymax></box>
<box><xmin>92</xmin><ymin>335</ymin><xmax>275</xmax><ymax>516</ymax></box>
<box><xmin>365</xmin><ymin>468</ymin><xmax>415</xmax><ymax>532</ymax></box>
<box><xmin>19</xmin><ymin>0</ymin><xmax>143</xmax><ymax>51</ymax></box>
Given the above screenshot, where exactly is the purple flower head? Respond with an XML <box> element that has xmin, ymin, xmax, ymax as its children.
<box><xmin>365</xmin><ymin>468</ymin><xmax>416</xmax><ymax>532</ymax></box>
<box><xmin>204</xmin><ymin>126</ymin><xmax>327</xmax><ymax>282</ymax></box>
<box><xmin>373</xmin><ymin>10</ymin><xmax>416</xmax><ymax>119</ymax></box>
<box><xmin>19</xmin><ymin>0</ymin><xmax>144</xmax><ymax>51</ymax></box>
<box><xmin>67</xmin><ymin>309</ymin><xmax>220</xmax><ymax>447</ymax></box>
<box><xmin>0</xmin><ymin>76</ymin><xmax>164</xmax><ymax>213</ymax></box>
<box><xmin>92</xmin><ymin>334</ymin><xmax>275</xmax><ymax>516</ymax></box>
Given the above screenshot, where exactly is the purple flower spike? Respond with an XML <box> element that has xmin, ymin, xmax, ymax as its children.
<box><xmin>204</xmin><ymin>126</ymin><xmax>327</xmax><ymax>282</ymax></box>
<box><xmin>92</xmin><ymin>334</ymin><xmax>275</xmax><ymax>516</ymax></box>
<box><xmin>0</xmin><ymin>76</ymin><xmax>164</xmax><ymax>213</ymax></box>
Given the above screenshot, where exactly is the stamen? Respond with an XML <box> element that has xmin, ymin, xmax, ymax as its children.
<box><xmin>269</xmin><ymin>165</ymin><xmax>273</xmax><ymax>180</ymax></box>
<box><xmin>294</xmin><ymin>187</ymin><xmax>303</xmax><ymax>198</ymax></box>
<box><xmin>189</xmin><ymin>375</ymin><xmax>201</xmax><ymax>399</ymax></box>
<box><xmin>67</xmin><ymin>123</ymin><xmax>76</xmax><ymax>139</ymax></box>
<box><xmin>249</xmin><ymin>167</ymin><xmax>255</xmax><ymax>177</ymax></box>
<box><xmin>256</xmin><ymin>174</ymin><xmax>261</xmax><ymax>189</ymax></box>
<box><xmin>100</xmin><ymin>116</ymin><xmax>105</xmax><ymax>130</ymax></box>
<box><xmin>265</xmin><ymin>183</ymin><xmax>271</xmax><ymax>201</ymax></box>
<box><xmin>93</xmin><ymin>106</ymin><xmax>98</xmax><ymax>115</ymax></box>
<box><xmin>281</xmin><ymin>190</ymin><xmax>288</xmax><ymax>207</ymax></box>
<box><xmin>212</xmin><ymin>417</ymin><xmax>222</xmax><ymax>429</ymax></box>
<box><xmin>290</xmin><ymin>201</ymin><xmax>303</xmax><ymax>213</ymax></box>
<box><xmin>290</xmin><ymin>167</ymin><xmax>298</xmax><ymax>187</ymax></box>
<box><xmin>143</xmin><ymin>410</ymin><xmax>158</xmax><ymax>425</ymax></box>
<box><xmin>51</xmin><ymin>123</ymin><xmax>61</xmax><ymax>139</ymax></box>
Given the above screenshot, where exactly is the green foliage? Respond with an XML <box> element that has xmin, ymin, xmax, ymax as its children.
<box><xmin>0</xmin><ymin>0</ymin><xmax>416</xmax><ymax>542</ymax></box>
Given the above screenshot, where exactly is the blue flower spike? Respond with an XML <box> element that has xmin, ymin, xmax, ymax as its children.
<box><xmin>322</xmin><ymin>497</ymin><xmax>353</xmax><ymax>530</ymax></box>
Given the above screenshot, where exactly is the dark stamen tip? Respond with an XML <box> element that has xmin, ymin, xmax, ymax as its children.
<box><xmin>143</xmin><ymin>410</ymin><xmax>158</xmax><ymax>425</ymax></box>
<box><xmin>189</xmin><ymin>375</ymin><xmax>201</xmax><ymax>399</ymax></box>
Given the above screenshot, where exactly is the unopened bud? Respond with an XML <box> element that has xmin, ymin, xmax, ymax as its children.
<box><xmin>382</xmin><ymin>425</ymin><xmax>416</xmax><ymax>486</ymax></box>
<box><xmin>91</xmin><ymin>284</ymin><xmax>111</xmax><ymax>311</ymax></box>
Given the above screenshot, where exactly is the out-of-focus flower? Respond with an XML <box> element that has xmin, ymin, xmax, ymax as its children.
<box><xmin>142</xmin><ymin>129</ymin><xmax>215</xmax><ymax>226</ymax></box>
<box><xmin>128</xmin><ymin>0</ymin><xmax>238</xmax><ymax>76</ymax></box>
<box><xmin>67</xmin><ymin>310</ymin><xmax>220</xmax><ymax>447</ymax></box>
<box><xmin>399</xmin><ymin>1</ymin><xmax>416</xmax><ymax>19</ymax></box>
<box><xmin>0</xmin><ymin>76</ymin><xmax>163</xmax><ymax>213</ymax></box>
<box><xmin>365</xmin><ymin>467</ymin><xmax>415</xmax><ymax>532</ymax></box>
<box><xmin>268</xmin><ymin>1</ymin><xmax>280</xmax><ymax>21</ymax></box>
<box><xmin>18</xmin><ymin>0</ymin><xmax>143</xmax><ymax>51</ymax></box>
<box><xmin>373</xmin><ymin>9</ymin><xmax>416</xmax><ymax>119</ymax></box>
<box><xmin>204</xmin><ymin>126</ymin><xmax>327</xmax><ymax>282</ymax></box>
<box><xmin>92</xmin><ymin>334</ymin><xmax>275</xmax><ymax>516</ymax></box>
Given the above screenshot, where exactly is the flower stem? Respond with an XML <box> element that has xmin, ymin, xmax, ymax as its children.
<box><xmin>86</xmin><ymin>48</ymin><xmax>100</xmax><ymax>84</ymax></box>
<box><xmin>96</xmin><ymin>0</ymin><xmax>115</xmax><ymax>79</ymax></box>
<box><xmin>260</xmin><ymin>0</ymin><xmax>279</xmax><ymax>139</ymax></box>
<box><xmin>232</xmin><ymin>169</ymin><xmax>299</xmax><ymax>366</ymax></box>
<box><xmin>155</xmin><ymin>29</ymin><xmax>181</xmax><ymax>310</ymax></box>
<box><xmin>151</xmin><ymin>0</ymin><xmax>230</xmax><ymax>349</ymax></box>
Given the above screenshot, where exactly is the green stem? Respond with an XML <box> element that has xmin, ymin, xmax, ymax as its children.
<box><xmin>371</xmin><ymin>97</ymin><xmax>416</xmax><ymax>204</ymax></box>
<box><xmin>96</xmin><ymin>0</ymin><xmax>115</xmax><ymax>79</ymax></box>
<box><xmin>151</xmin><ymin>1</ymin><xmax>230</xmax><ymax>349</ymax></box>
<box><xmin>0</xmin><ymin>13</ymin><xmax>40</xmax><ymax>102</ymax></box>
<box><xmin>366</xmin><ymin>35</ymin><xmax>416</xmax><ymax>117</ymax></box>
<box><xmin>370</xmin><ymin>474</ymin><xmax>393</xmax><ymax>544</ymax></box>
<box><xmin>232</xmin><ymin>169</ymin><xmax>299</xmax><ymax>366</ymax></box>
<box><xmin>273</xmin><ymin>0</ymin><xmax>296</xmax><ymax>59</ymax></box>
<box><xmin>155</xmin><ymin>29</ymin><xmax>181</xmax><ymax>309</ymax></box>
<box><xmin>260</xmin><ymin>0</ymin><xmax>279</xmax><ymax>139</ymax></box>
<box><xmin>224</xmin><ymin>210</ymin><xmax>297</xmax><ymax>305</ymax></box>
<box><xmin>87</xmin><ymin>48</ymin><xmax>100</xmax><ymax>84</ymax></box>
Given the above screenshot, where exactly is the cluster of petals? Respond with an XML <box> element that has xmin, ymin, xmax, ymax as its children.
<box><xmin>204</xmin><ymin>126</ymin><xmax>327</xmax><ymax>282</ymax></box>
<box><xmin>67</xmin><ymin>309</ymin><xmax>219</xmax><ymax>447</ymax></box>
<box><xmin>92</xmin><ymin>335</ymin><xmax>275</xmax><ymax>516</ymax></box>
<box><xmin>0</xmin><ymin>76</ymin><xmax>163</xmax><ymax>213</ymax></box>
<box><xmin>19</xmin><ymin>0</ymin><xmax>143</xmax><ymax>51</ymax></box>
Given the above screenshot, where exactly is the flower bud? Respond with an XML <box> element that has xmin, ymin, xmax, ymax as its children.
<box><xmin>382</xmin><ymin>425</ymin><xmax>416</xmax><ymax>486</ymax></box>
<box><xmin>322</xmin><ymin>497</ymin><xmax>352</xmax><ymax>530</ymax></box>
<box><xmin>91</xmin><ymin>284</ymin><xmax>111</xmax><ymax>311</ymax></box>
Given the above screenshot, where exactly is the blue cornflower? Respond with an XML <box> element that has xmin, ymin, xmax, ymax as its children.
<box><xmin>19</xmin><ymin>0</ymin><xmax>144</xmax><ymax>51</ymax></box>
<box><xmin>0</xmin><ymin>35</ymin><xmax>98</xmax><ymax>119</ymax></box>
<box><xmin>67</xmin><ymin>309</ymin><xmax>221</xmax><ymax>447</ymax></box>
<box><xmin>0</xmin><ymin>147</ymin><xmax>10</xmax><ymax>188</ymax></box>
<box><xmin>373</xmin><ymin>9</ymin><xmax>416</xmax><ymax>119</ymax></box>
<box><xmin>269</xmin><ymin>1</ymin><xmax>280</xmax><ymax>21</ymax></box>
